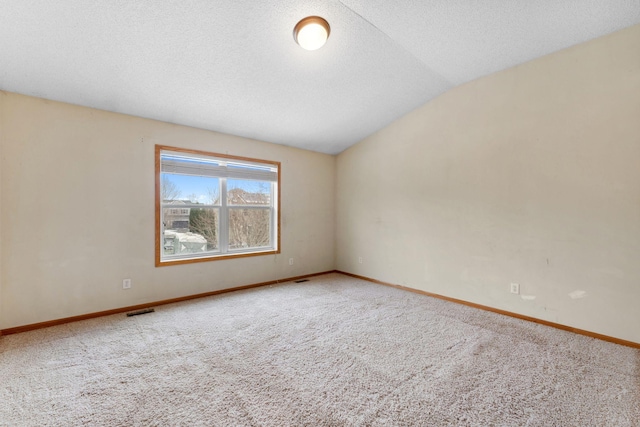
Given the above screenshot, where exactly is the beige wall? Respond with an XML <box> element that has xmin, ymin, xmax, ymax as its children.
<box><xmin>0</xmin><ymin>96</ymin><xmax>3</xmax><ymax>326</ymax></box>
<box><xmin>337</xmin><ymin>25</ymin><xmax>640</xmax><ymax>343</ymax></box>
<box><xmin>0</xmin><ymin>92</ymin><xmax>335</xmax><ymax>329</ymax></box>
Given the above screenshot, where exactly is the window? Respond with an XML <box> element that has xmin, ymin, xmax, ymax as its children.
<box><xmin>155</xmin><ymin>145</ymin><xmax>280</xmax><ymax>266</ymax></box>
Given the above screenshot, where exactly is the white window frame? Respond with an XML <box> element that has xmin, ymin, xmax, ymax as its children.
<box><xmin>155</xmin><ymin>145</ymin><xmax>280</xmax><ymax>267</ymax></box>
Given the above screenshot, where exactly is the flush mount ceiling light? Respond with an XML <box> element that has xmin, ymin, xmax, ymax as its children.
<box><xmin>293</xmin><ymin>16</ymin><xmax>330</xmax><ymax>51</ymax></box>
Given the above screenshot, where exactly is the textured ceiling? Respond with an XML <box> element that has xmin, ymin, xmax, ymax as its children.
<box><xmin>1</xmin><ymin>1</ymin><xmax>639</xmax><ymax>154</ymax></box>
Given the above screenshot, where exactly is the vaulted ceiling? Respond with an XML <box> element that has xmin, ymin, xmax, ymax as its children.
<box><xmin>1</xmin><ymin>1</ymin><xmax>639</xmax><ymax>154</ymax></box>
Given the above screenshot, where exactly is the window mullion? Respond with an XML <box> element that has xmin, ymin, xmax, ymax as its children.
<box><xmin>220</xmin><ymin>177</ymin><xmax>229</xmax><ymax>254</ymax></box>
<box><xmin>271</xmin><ymin>182</ymin><xmax>276</xmax><ymax>250</ymax></box>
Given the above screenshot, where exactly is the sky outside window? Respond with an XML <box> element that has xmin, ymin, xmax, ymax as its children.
<box><xmin>162</xmin><ymin>173</ymin><xmax>270</xmax><ymax>204</ymax></box>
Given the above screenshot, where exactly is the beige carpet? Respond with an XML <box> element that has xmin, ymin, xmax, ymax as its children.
<box><xmin>1</xmin><ymin>273</ymin><xmax>638</xmax><ymax>426</ymax></box>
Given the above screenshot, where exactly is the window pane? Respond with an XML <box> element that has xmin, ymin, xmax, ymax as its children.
<box><xmin>163</xmin><ymin>207</ymin><xmax>219</xmax><ymax>256</ymax></box>
<box><xmin>228</xmin><ymin>208</ymin><xmax>271</xmax><ymax>250</ymax></box>
<box><xmin>161</xmin><ymin>173</ymin><xmax>220</xmax><ymax>205</ymax></box>
<box><xmin>227</xmin><ymin>179</ymin><xmax>271</xmax><ymax>206</ymax></box>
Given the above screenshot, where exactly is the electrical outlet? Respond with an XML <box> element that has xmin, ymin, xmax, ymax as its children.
<box><xmin>358</xmin><ymin>257</ymin><xmax>363</xmax><ymax>264</ymax></box>
<box><xmin>510</xmin><ymin>283</ymin><xmax>519</xmax><ymax>294</ymax></box>
<box><xmin>289</xmin><ymin>258</ymin><xmax>294</xmax><ymax>265</ymax></box>
<box><xmin>123</xmin><ymin>279</ymin><xmax>132</xmax><ymax>290</ymax></box>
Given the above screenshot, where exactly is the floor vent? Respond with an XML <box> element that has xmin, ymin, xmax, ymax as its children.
<box><xmin>294</xmin><ymin>279</ymin><xmax>310</xmax><ymax>283</ymax></box>
<box><xmin>126</xmin><ymin>308</ymin><xmax>155</xmax><ymax>317</ymax></box>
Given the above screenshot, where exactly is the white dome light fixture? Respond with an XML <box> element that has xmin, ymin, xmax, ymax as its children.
<box><xmin>294</xmin><ymin>16</ymin><xmax>330</xmax><ymax>51</ymax></box>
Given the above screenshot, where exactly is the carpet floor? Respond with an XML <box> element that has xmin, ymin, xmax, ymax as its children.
<box><xmin>1</xmin><ymin>273</ymin><xmax>638</xmax><ymax>426</ymax></box>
